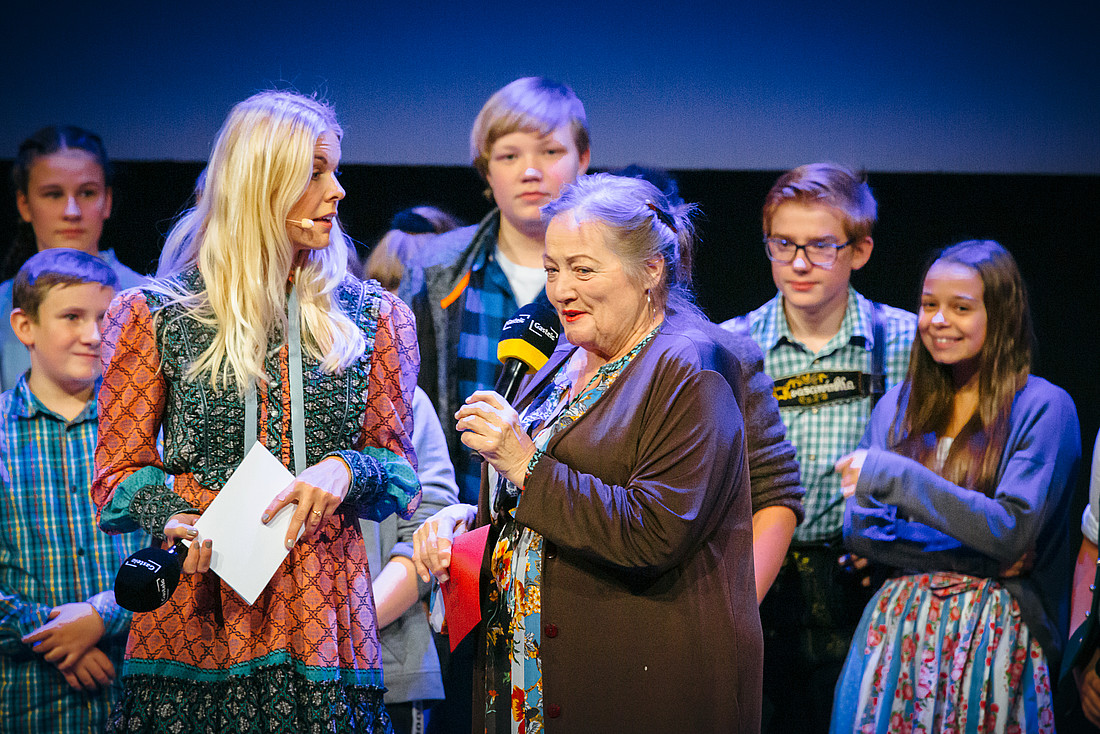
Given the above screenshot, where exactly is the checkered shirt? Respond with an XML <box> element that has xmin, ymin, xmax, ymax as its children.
<box><xmin>0</xmin><ymin>377</ymin><xmax>145</xmax><ymax>732</ymax></box>
<box><xmin>734</xmin><ymin>287</ymin><xmax>916</xmax><ymax>543</ymax></box>
<box><xmin>453</xmin><ymin>247</ymin><xmax>522</xmax><ymax>503</ymax></box>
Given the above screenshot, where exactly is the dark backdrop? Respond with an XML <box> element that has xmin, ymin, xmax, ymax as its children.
<box><xmin>2</xmin><ymin>162</ymin><xmax>1096</xmax><ymax>527</ymax></box>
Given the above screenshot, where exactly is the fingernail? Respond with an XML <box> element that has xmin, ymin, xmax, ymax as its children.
<box><xmin>285</xmin><ymin>538</ymin><xmax>294</xmax><ymax>549</ymax></box>
<box><xmin>187</xmin><ymin>529</ymin><xmax>197</xmax><ymax>537</ymax></box>
<box><xmin>203</xmin><ymin>539</ymin><xmax>212</xmax><ymax>548</ymax></box>
<box><xmin>261</xmin><ymin>513</ymin><xmax>269</xmax><ymax>523</ymax></box>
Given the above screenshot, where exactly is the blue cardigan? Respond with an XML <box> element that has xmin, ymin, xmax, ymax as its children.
<box><xmin>844</xmin><ymin>376</ymin><xmax>1081</xmax><ymax>669</ymax></box>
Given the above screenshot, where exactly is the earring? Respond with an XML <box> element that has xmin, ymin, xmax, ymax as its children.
<box><xmin>647</xmin><ymin>289</ymin><xmax>657</xmax><ymax>324</ymax></box>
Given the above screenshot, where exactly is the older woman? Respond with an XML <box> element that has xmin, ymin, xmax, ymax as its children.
<box><xmin>414</xmin><ymin>173</ymin><xmax>761</xmax><ymax>732</ymax></box>
<box><xmin>92</xmin><ymin>91</ymin><xmax>420</xmax><ymax>733</ymax></box>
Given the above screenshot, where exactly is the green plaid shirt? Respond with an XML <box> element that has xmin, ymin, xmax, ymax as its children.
<box><xmin>0</xmin><ymin>377</ymin><xmax>145</xmax><ymax>732</ymax></box>
<box><xmin>731</xmin><ymin>287</ymin><xmax>916</xmax><ymax>543</ymax></box>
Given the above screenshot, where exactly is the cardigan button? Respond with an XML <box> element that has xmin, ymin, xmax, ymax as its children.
<box><xmin>544</xmin><ymin>623</ymin><xmax>558</xmax><ymax>638</ymax></box>
<box><xmin>546</xmin><ymin>703</ymin><xmax>561</xmax><ymax>718</ymax></box>
<box><xmin>545</xmin><ymin>542</ymin><xmax>557</xmax><ymax>560</ymax></box>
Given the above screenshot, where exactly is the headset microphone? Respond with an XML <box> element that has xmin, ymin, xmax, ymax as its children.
<box><xmin>287</xmin><ymin>218</ymin><xmax>315</xmax><ymax>229</ymax></box>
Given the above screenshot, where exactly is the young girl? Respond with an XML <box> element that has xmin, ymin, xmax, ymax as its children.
<box><xmin>831</xmin><ymin>240</ymin><xmax>1081</xmax><ymax>733</ymax></box>
<box><xmin>1</xmin><ymin>126</ymin><xmax>145</xmax><ymax>390</ymax></box>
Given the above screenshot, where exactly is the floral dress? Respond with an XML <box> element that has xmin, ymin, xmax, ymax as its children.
<box><xmin>483</xmin><ymin>327</ymin><xmax>659</xmax><ymax>734</ymax></box>
<box><xmin>830</xmin><ymin>439</ymin><xmax>1054</xmax><ymax>733</ymax></box>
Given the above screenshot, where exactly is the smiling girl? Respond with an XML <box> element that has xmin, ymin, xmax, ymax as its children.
<box><xmin>1</xmin><ymin>127</ymin><xmax>145</xmax><ymax>390</ymax></box>
<box><xmin>831</xmin><ymin>240</ymin><xmax>1081</xmax><ymax>733</ymax></box>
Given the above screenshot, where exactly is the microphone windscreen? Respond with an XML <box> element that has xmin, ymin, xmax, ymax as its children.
<box><xmin>114</xmin><ymin>545</ymin><xmax>182</xmax><ymax>613</ymax></box>
<box><xmin>496</xmin><ymin>300</ymin><xmax>561</xmax><ymax>374</ymax></box>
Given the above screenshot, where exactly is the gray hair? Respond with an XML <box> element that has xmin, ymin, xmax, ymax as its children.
<box><xmin>541</xmin><ymin>172</ymin><xmax>700</xmax><ymax>317</ymax></box>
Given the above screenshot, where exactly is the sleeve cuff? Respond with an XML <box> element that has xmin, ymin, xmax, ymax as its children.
<box><xmin>330</xmin><ymin>449</ymin><xmax>388</xmax><ymax>509</ymax></box>
<box><xmin>330</xmin><ymin>447</ymin><xmax>420</xmax><ymax>522</ymax></box>
<box><xmin>129</xmin><ymin>484</ymin><xmax>199</xmax><ymax>539</ymax></box>
<box><xmin>87</xmin><ymin>590</ymin><xmax>131</xmax><ymax>639</ymax></box>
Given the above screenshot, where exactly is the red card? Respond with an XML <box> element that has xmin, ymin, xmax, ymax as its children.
<box><xmin>441</xmin><ymin>524</ymin><xmax>490</xmax><ymax>652</ymax></box>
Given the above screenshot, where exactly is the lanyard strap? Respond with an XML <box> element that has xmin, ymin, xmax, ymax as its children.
<box><xmin>244</xmin><ymin>286</ymin><xmax>307</xmax><ymax>475</ymax></box>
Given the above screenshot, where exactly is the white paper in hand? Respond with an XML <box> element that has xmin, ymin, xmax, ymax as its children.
<box><xmin>192</xmin><ymin>441</ymin><xmax>301</xmax><ymax>605</ymax></box>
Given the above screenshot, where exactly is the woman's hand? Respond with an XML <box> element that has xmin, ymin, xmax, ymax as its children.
<box><xmin>456</xmin><ymin>390</ymin><xmax>536</xmax><ymax>487</ymax></box>
<box><xmin>836</xmin><ymin>449</ymin><xmax>868</xmax><ymax>499</ymax></box>
<box><xmin>262</xmin><ymin>457</ymin><xmax>351</xmax><ymax>549</ymax></box>
<box><xmin>412</xmin><ymin>504</ymin><xmax>478</xmax><ymax>584</ymax></box>
<box><xmin>164</xmin><ymin>513</ymin><xmax>211</xmax><ymax>574</ymax></box>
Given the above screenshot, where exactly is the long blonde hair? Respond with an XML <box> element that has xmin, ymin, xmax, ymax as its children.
<box><xmin>155</xmin><ymin>90</ymin><xmax>364</xmax><ymax>391</ymax></box>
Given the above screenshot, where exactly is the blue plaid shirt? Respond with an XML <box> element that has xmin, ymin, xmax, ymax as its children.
<box><xmin>454</xmin><ymin>246</ymin><xmax>522</xmax><ymax>503</ymax></box>
<box><xmin>0</xmin><ymin>377</ymin><xmax>145</xmax><ymax>732</ymax></box>
<box><xmin>731</xmin><ymin>287</ymin><xmax>916</xmax><ymax>543</ymax></box>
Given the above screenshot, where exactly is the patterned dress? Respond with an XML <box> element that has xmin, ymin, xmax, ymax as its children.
<box><xmin>92</xmin><ymin>269</ymin><xmax>421</xmax><ymax>734</ymax></box>
<box><xmin>832</xmin><ymin>572</ymin><xmax>1052</xmax><ymax>733</ymax></box>
<box><xmin>484</xmin><ymin>327</ymin><xmax>659</xmax><ymax>734</ymax></box>
<box><xmin>831</xmin><ymin>438</ymin><xmax>1055</xmax><ymax>733</ymax></box>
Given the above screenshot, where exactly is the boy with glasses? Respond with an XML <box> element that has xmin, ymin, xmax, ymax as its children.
<box><xmin>723</xmin><ymin>162</ymin><xmax>916</xmax><ymax>734</ymax></box>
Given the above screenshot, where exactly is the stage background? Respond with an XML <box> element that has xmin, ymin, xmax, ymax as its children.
<box><xmin>3</xmin><ymin>0</ymin><xmax>1097</xmax><ymax>536</ymax></box>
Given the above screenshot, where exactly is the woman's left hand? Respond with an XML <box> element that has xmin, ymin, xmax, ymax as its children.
<box><xmin>835</xmin><ymin>449</ymin><xmax>868</xmax><ymax>499</ymax></box>
<box><xmin>456</xmin><ymin>390</ymin><xmax>536</xmax><ymax>487</ymax></box>
<box><xmin>261</xmin><ymin>457</ymin><xmax>351</xmax><ymax>549</ymax></box>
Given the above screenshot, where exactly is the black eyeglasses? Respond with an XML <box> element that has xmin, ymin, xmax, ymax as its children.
<box><xmin>764</xmin><ymin>237</ymin><xmax>852</xmax><ymax>269</ymax></box>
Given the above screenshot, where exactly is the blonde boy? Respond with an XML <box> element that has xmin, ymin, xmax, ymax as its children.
<box><xmin>0</xmin><ymin>248</ymin><xmax>142</xmax><ymax>730</ymax></box>
<box><xmin>402</xmin><ymin>76</ymin><xmax>591</xmax><ymax>505</ymax></box>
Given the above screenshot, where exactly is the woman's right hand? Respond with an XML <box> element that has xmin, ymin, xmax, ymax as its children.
<box><xmin>412</xmin><ymin>504</ymin><xmax>477</xmax><ymax>584</ymax></box>
<box><xmin>164</xmin><ymin>513</ymin><xmax>212</xmax><ymax>574</ymax></box>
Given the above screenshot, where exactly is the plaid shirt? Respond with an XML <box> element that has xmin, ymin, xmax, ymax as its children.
<box><xmin>454</xmin><ymin>246</ymin><xmax>521</xmax><ymax>501</ymax></box>
<box><xmin>735</xmin><ymin>287</ymin><xmax>916</xmax><ymax>543</ymax></box>
<box><xmin>0</xmin><ymin>377</ymin><xmax>144</xmax><ymax>732</ymax></box>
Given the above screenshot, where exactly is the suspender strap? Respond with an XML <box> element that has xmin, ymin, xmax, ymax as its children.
<box><xmin>869</xmin><ymin>301</ymin><xmax>886</xmax><ymax>408</ymax></box>
<box><xmin>244</xmin><ymin>285</ymin><xmax>306</xmax><ymax>476</ymax></box>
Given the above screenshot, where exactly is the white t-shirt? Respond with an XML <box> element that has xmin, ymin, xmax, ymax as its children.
<box><xmin>495</xmin><ymin>247</ymin><xmax>546</xmax><ymax>308</ymax></box>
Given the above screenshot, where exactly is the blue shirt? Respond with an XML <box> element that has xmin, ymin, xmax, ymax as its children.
<box><xmin>0</xmin><ymin>377</ymin><xmax>146</xmax><ymax>732</ymax></box>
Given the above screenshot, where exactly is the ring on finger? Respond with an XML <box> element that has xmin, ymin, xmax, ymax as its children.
<box><xmin>312</xmin><ymin>509</ymin><xmax>322</xmax><ymax>516</ymax></box>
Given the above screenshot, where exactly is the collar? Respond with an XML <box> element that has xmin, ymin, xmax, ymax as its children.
<box><xmin>10</xmin><ymin>374</ymin><xmax>100</xmax><ymax>423</ymax></box>
<box><xmin>467</xmin><ymin>211</ymin><xmax>502</xmax><ymax>274</ymax></box>
<box><xmin>761</xmin><ymin>286</ymin><xmax>875</xmax><ymax>352</ymax></box>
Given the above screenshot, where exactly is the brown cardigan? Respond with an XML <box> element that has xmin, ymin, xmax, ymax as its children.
<box><xmin>474</xmin><ymin>317</ymin><xmax>762</xmax><ymax>733</ymax></box>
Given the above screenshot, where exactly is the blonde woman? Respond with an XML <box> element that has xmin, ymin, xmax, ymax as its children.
<box><xmin>92</xmin><ymin>91</ymin><xmax>421</xmax><ymax>733</ymax></box>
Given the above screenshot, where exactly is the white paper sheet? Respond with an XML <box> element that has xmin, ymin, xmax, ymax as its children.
<box><xmin>190</xmin><ymin>442</ymin><xmax>300</xmax><ymax>605</ymax></box>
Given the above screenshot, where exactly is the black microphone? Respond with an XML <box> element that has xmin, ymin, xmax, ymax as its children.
<box><xmin>114</xmin><ymin>542</ymin><xmax>186</xmax><ymax>612</ymax></box>
<box><xmin>494</xmin><ymin>300</ymin><xmax>562</xmax><ymax>403</ymax></box>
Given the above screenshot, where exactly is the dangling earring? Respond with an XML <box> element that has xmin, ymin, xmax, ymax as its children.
<box><xmin>647</xmin><ymin>289</ymin><xmax>657</xmax><ymax>324</ymax></box>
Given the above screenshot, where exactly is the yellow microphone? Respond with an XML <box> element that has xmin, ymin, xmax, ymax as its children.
<box><xmin>495</xmin><ymin>300</ymin><xmax>562</xmax><ymax>402</ymax></box>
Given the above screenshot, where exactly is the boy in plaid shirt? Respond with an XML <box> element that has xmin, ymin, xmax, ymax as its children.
<box><xmin>724</xmin><ymin>163</ymin><xmax>916</xmax><ymax>734</ymax></box>
<box><xmin>402</xmin><ymin>76</ymin><xmax>591</xmax><ymax>506</ymax></box>
<box><xmin>0</xmin><ymin>249</ymin><xmax>143</xmax><ymax>732</ymax></box>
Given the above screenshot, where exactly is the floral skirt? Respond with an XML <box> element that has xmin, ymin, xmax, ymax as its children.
<box><xmin>830</xmin><ymin>573</ymin><xmax>1053</xmax><ymax>734</ymax></box>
